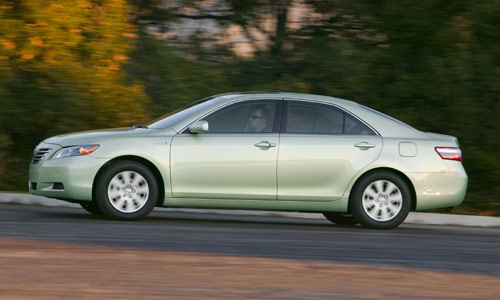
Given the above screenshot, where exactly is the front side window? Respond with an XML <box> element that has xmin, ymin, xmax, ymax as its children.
<box><xmin>202</xmin><ymin>100</ymin><xmax>277</xmax><ymax>133</ymax></box>
<box><xmin>285</xmin><ymin>101</ymin><xmax>375</xmax><ymax>135</ymax></box>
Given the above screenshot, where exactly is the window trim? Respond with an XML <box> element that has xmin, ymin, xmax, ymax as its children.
<box><xmin>179</xmin><ymin>98</ymin><xmax>283</xmax><ymax>134</ymax></box>
<box><xmin>282</xmin><ymin>99</ymin><xmax>380</xmax><ymax>136</ymax></box>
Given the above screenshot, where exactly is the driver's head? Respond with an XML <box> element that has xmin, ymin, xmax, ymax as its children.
<box><xmin>250</xmin><ymin>107</ymin><xmax>272</xmax><ymax>132</ymax></box>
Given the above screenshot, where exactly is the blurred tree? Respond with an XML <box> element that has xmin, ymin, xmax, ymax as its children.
<box><xmin>0</xmin><ymin>0</ymin><xmax>149</xmax><ymax>190</ymax></box>
<box><xmin>124</xmin><ymin>28</ymin><xmax>229</xmax><ymax>117</ymax></box>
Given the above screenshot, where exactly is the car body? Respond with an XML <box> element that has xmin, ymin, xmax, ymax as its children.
<box><xmin>29</xmin><ymin>92</ymin><xmax>468</xmax><ymax>229</ymax></box>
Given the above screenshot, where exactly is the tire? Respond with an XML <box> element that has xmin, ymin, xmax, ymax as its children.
<box><xmin>351</xmin><ymin>171</ymin><xmax>411</xmax><ymax>229</ymax></box>
<box><xmin>323</xmin><ymin>212</ymin><xmax>358</xmax><ymax>226</ymax></box>
<box><xmin>80</xmin><ymin>201</ymin><xmax>102</xmax><ymax>215</ymax></box>
<box><xmin>95</xmin><ymin>160</ymin><xmax>158</xmax><ymax>220</ymax></box>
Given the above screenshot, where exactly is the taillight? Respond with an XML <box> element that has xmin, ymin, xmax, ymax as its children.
<box><xmin>435</xmin><ymin>147</ymin><xmax>462</xmax><ymax>161</ymax></box>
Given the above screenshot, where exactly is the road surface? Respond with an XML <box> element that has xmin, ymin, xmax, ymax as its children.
<box><xmin>1</xmin><ymin>204</ymin><xmax>499</xmax><ymax>275</ymax></box>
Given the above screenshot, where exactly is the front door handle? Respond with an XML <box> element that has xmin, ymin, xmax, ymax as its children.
<box><xmin>354</xmin><ymin>142</ymin><xmax>376</xmax><ymax>149</ymax></box>
<box><xmin>254</xmin><ymin>141</ymin><xmax>276</xmax><ymax>148</ymax></box>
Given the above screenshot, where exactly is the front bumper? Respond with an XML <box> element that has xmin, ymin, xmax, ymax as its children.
<box><xmin>29</xmin><ymin>143</ymin><xmax>108</xmax><ymax>202</ymax></box>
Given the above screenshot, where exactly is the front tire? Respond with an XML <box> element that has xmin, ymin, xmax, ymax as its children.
<box><xmin>351</xmin><ymin>171</ymin><xmax>411</xmax><ymax>229</ymax></box>
<box><xmin>95</xmin><ymin>161</ymin><xmax>158</xmax><ymax>220</ymax></box>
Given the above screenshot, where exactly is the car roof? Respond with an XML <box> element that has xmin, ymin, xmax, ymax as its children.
<box><xmin>212</xmin><ymin>91</ymin><xmax>356</xmax><ymax>105</ymax></box>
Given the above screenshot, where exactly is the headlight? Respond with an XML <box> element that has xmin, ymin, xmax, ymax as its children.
<box><xmin>52</xmin><ymin>145</ymin><xmax>99</xmax><ymax>160</ymax></box>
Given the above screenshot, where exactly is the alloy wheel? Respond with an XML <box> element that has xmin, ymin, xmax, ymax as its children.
<box><xmin>361</xmin><ymin>180</ymin><xmax>403</xmax><ymax>222</ymax></box>
<box><xmin>107</xmin><ymin>171</ymin><xmax>150</xmax><ymax>213</ymax></box>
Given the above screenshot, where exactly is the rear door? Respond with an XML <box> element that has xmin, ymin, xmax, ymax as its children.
<box><xmin>277</xmin><ymin>100</ymin><xmax>382</xmax><ymax>201</ymax></box>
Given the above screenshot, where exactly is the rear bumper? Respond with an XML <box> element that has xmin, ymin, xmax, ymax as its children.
<box><xmin>408</xmin><ymin>161</ymin><xmax>468</xmax><ymax>211</ymax></box>
<box><xmin>29</xmin><ymin>146</ymin><xmax>107</xmax><ymax>201</ymax></box>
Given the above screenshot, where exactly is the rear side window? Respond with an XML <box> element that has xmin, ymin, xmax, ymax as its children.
<box><xmin>285</xmin><ymin>101</ymin><xmax>375</xmax><ymax>135</ymax></box>
<box><xmin>344</xmin><ymin>114</ymin><xmax>375</xmax><ymax>135</ymax></box>
<box><xmin>286</xmin><ymin>102</ymin><xmax>343</xmax><ymax>134</ymax></box>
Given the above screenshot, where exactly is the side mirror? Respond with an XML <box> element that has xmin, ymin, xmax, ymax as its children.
<box><xmin>188</xmin><ymin>120</ymin><xmax>209</xmax><ymax>134</ymax></box>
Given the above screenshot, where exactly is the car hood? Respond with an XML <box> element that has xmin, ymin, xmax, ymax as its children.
<box><xmin>43</xmin><ymin>127</ymin><xmax>149</xmax><ymax>147</ymax></box>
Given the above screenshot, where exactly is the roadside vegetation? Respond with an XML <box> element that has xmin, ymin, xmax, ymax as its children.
<box><xmin>1</xmin><ymin>0</ymin><xmax>498</xmax><ymax>214</ymax></box>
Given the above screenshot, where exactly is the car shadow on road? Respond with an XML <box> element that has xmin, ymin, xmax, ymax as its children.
<box><xmin>35</xmin><ymin>206</ymin><xmax>421</xmax><ymax>232</ymax></box>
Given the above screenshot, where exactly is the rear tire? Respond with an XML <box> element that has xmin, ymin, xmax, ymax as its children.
<box><xmin>351</xmin><ymin>171</ymin><xmax>411</xmax><ymax>229</ymax></box>
<box><xmin>323</xmin><ymin>212</ymin><xmax>358</xmax><ymax>226</ymax></box>
<box><xmin>95</xmin><ymin>161</ymin><xmax>158</xmax><ymax>220</ymax></box>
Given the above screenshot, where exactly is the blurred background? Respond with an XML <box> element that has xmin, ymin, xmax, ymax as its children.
<box><xmin>0</xmin><ymin>0</ymin><xmax>498</xmax><ymax>214</ymax></box>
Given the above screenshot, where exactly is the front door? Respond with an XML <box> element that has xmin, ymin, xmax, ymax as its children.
<box><xmin>170</xmin><ymin>100</ymin><xmax>281</xmax><ymax>200</ymax></box>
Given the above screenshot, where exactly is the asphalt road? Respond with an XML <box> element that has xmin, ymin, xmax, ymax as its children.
<box><xmin>1</xmin><ymin>204</ymin><xmax>499</xmax><ymax>276</ymax></box>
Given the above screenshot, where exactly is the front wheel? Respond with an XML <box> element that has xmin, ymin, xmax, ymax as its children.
<box><xmin>351</xmin><ymin>171</ymin><xmax>411</xmax><ymax>229</ymax></box>
<box><xmin>95</xmin><ymin>161</ymin><xmax>158</xmax><ymax>220</ymax></box>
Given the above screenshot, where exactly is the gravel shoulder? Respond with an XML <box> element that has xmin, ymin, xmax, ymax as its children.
<box><xmin>1</xmin><ymin>237</ymin><xmax>499</xmax><ymax>300</ymax></box>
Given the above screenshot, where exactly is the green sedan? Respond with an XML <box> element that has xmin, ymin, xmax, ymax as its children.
<box><xmin>29</xmin><ymin>92</ymin><xmax>467</xmax><ymax>229</ymax></box>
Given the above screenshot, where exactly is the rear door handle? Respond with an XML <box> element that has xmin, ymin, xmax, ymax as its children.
<box><xmin>354</xmin><ymin>142</ymin><xmax>376</xmax><ymax>149</ymax></box>
<box><xmin>254</xmin><ymin>141</ymin><xmax>276</xmax><ymax>148</ymax></box>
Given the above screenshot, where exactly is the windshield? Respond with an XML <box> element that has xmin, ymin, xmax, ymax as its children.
<box><xmin>146</xmin><ymin>96</ymin><xmax>219</xmax><ymax>129</ymax></box>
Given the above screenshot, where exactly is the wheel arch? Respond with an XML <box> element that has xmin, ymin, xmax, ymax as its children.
<box><xmin>347</xmin><ymin>167</ymin><xmax>417</xmax><ymax>212</ymax></box>
<box><xmin>92</xmin><ymin>155</ymin><xmax>166</xmax><ymax>207</ymax></box>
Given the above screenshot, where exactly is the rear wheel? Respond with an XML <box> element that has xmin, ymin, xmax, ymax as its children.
<box><xmin>351</xmin><ymin>171</ymin><xmax>411</xmax><ymax>229</ymax></box>
<box><xmin>95</xmin><ymin>161</ymin><xmax>158</xmax><ymax>220</ymax></box>
<box><xmin>323</xmin><ymin>212</ymin><xmax>358</xmax><ymax>226</ymax></box>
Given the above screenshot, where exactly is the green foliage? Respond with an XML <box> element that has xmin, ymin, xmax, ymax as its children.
<box><xmin>125</xmin><ymin>32</ymin><xmax>229</xmax><ymax>117</ymax></box>
<box><xmin>0</xmin><ymin>0</ymin><xmax>149</xmax><ymax>190</ymax></box>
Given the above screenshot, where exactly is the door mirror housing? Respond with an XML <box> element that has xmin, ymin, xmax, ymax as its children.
<box><xmin>188</xmin><ymin>120</ymin><xmax>209</xmax><ymax>134</ymax></box>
